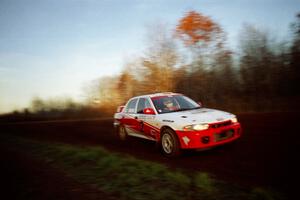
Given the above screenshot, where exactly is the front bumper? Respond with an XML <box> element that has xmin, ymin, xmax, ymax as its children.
<box><xmin>176</xmin><ymin>122</ymin><xmax>242</xmax><ymax>149</ymax></box>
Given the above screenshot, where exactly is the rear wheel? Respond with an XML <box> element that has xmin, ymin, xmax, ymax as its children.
<box><xmin>161</xmin><ymin>128</ymin><xmax>181</xmax><ymax>157</ymax></box>
<box><xmin>117</xmin><ymin>125</ymin><xmax>127</xmax><ymax>141</ymax></box>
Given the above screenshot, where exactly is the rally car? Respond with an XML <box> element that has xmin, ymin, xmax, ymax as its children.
<box><xmin>114</xmin><ymin>92</ymin><xmax>242</xmax><ymax>157</ymax></box>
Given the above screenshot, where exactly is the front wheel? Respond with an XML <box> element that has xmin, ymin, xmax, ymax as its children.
<box><xmin>161</xmin><ymin>128</ymin><xmax>181</xmax><ymax>157</ymax></box>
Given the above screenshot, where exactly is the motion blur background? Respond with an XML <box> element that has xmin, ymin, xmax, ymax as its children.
<box><xmin>1</xmin><ymin>0</ymin><xmax>300</xmax><ymax>120</ymax></box>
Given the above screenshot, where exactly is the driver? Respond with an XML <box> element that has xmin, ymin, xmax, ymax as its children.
<box><xmin>162</xmin><ymin>98</ymin><xmax>178</xmax><ymax>111</ymax></box>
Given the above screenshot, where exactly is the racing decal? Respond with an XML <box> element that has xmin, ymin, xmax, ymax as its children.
<box><xmin>120</xmin><ymin>113</ymin><xmax>160</xmax><ymax>140</ymax></box>
<box><xmin>162</xmin><ymin>119</ymin><xmax>174</xmax><ymax>123</ymax></box>
<box><xmin>122</xmin><ymin>113</ymin><xmax>160</xmax><ymax>131</ymax></box>
<box><xmin>182</xmin><ymin>136</ymin><xmax>190</xmax><ymax>145</ymax></box>
<box><xmin>124</xmin><ymin>125</ymin><xmax>156</xmax><ymax>141</ymax></box>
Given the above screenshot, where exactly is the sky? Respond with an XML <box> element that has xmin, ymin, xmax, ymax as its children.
<box><xmin>0</xmin><ymin>0</ymin><xmax>299</xmax><ymax>114</ymax></box>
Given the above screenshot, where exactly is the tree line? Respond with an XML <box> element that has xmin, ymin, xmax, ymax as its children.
<box><xmin>84</xmin><ymin>11</ymin><xmax>300</xmax><ymax>113</ymax></box>
<box><xmin>2</xmin><ymin>10</ymin><xmax>298</xmax><ymax>121</ymax></box>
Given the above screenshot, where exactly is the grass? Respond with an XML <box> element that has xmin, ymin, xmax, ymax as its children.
<box><xmin>0</xmin><ymin>135</ymin><xmax>285</xmax><ymax>200</ymax></box>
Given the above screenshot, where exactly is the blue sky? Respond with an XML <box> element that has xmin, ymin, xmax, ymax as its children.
<box><xmin>0</xmin><ymin>0</ymin><xmax>299</xmax><ymax>113</ymax></box>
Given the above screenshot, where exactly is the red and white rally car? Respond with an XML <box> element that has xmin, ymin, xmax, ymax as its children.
<box><xmin>114</xmin><ymin>92</ymin><xmax>242</xmax><ymax>157</ymax></box>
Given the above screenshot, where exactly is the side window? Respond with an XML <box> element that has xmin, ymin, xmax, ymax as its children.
<box><xmin>137</xmin><ymin>98</ymin><xmax>152</xmax><ymax>114</ymax></box>
<box><xmin>125</xmin><ymin>98</ymin><xmax>138</xmax><ymax>113</ymax></box>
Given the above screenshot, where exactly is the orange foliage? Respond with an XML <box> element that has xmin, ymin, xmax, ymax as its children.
<box><xmin>176</xmin><ymin>10</ymin><xmax>221</xmax><ymax>46</ymax></box>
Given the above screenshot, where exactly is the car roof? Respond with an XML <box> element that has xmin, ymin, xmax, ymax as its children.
<box><xmin>133</xmin><ymin>92</ymin><xmax>183</xmax><ymax>99</ymax></box>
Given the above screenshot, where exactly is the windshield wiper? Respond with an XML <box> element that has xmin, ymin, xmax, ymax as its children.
<box><xmin>176</xmin><ymin>107</ymin><xmax>201</xmax><ymax>112</ymax></box>
<box><xmin>190</xmin><ymin>106</ymin><xmax>201</xmax><ymax>110</ymax></box>
<box><xmin>161</xmin><ymin>107</ymin><xmax>201</xmax><ymax>114</ymax></box>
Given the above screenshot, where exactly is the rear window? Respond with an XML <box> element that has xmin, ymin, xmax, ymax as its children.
<box><xmin>124</xmin><ymin>98</ymin><xmax>138</xmax><ymax>113</ymax></box>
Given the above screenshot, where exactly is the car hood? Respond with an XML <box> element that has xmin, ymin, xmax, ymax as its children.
<box><xmin>159</xmin><ymin>108</ymin><xmax>235</xmax><ymax>125</ymax></box>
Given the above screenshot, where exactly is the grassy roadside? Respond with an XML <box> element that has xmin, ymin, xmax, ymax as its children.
<box><xmin>0</xmin><ymin>135</ymin><xmax>285</xmax><ymax>200</ymax></box>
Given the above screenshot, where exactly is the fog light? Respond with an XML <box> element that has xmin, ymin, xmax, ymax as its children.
<box><xmin>201</xmin><ymin>136</ymin><xmax>210</xmax><ymax>144</ymax></box>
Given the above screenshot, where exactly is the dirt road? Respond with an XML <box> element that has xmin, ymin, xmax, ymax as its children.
<box><xmin>1</xmin><ymin>112</ymin><xmax>298</xmax><ymax>194</ymax></box>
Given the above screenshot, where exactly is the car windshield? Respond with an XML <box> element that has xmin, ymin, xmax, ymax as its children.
<box><xmin>151</xmin><ymin>95</ymin><xmax>201</xmax><ymax>114</ymax></box>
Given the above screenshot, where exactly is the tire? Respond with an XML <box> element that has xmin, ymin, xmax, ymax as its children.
<box><xmin>117</xmin><ymin>125</ymin><xmax>127</xmax><ymax>141</ymax></box>
<box><xmin>160</xmin><ymin>128</ymin><xmax>181</xmax><ymax>157</ymax></box>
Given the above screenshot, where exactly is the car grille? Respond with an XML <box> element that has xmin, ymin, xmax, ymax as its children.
<box><xmin>209</xmin><ymin>120</ymin><xmax>232</xmax><ymax>128</ymax></box>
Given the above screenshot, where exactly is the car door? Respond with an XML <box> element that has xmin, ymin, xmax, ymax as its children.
<box><xmin>123</xmin><ymin>98</ymin><xmax>140</xmax><ymax>135</ymax></box>
<box><xmin>136</xmin><ymin>97</ymin><xmax>157</xmax><ymax>140</ymax></box>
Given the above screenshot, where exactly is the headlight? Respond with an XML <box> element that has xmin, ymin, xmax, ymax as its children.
<box><xmin>183</xmin><ymin>124</ymin><xmax>209</xmax><ymax>131</ymax></box>
<box><xmin>231</xmin><ymin>117</ymin><xmax>238</xmax><ymax>123</ymax></box>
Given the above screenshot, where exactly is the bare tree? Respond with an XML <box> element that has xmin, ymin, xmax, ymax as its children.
<box><xmin>290</xmin><ymin>13</ymin><xmax>300</xmax><ymax>95</ymax></box>
<box><xmin>119</xmin><ymin>23</ymin><xmax>179</xmax><ymax>95</ymax></box>
<box><xmin>238</xmin><ymin>24</ymin><xmax>280</xmax><ymax>110</ymax></box>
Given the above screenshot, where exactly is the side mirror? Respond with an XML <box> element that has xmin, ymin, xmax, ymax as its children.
<box><xmin>198</xmin><ymin>101</ymin><xmax>203</xmax><ymax>107</ymax></box>
<box><xmin>117</xmin><ymin>105</ymin><xmax>125</xmax><ymax>113</ymax></box>
<box><xmin>143</xmin><ymin>108</ymin><xmax>155</xmax><ymax>115</ymax></box>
